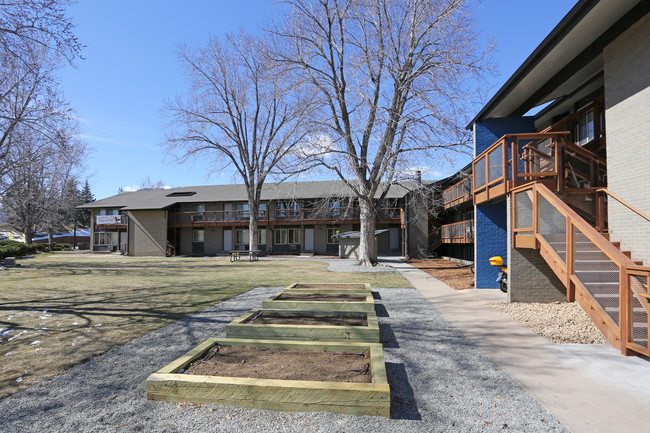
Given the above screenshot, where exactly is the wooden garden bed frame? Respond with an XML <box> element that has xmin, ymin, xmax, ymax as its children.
<box><xmin>283</xmin><ymin>283</ymin><xmax>372</xmax><ymax>295</ymax></box>
<box><xmin>146</xmin><ymin>338</ymin><xmax>390</xmax><ymax>417</ymax></box>
<box><xmin>262</xmin><ymin>292</ymin><xmax>375</xmax><ymax>312</ymax></box>
<box><xmin>225</xmin><ymin>308</ymin><xmax>380</xmax><ymax>342</ymax></box>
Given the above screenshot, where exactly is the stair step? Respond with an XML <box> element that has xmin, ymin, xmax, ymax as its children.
<box><xmin>606</xmin><ymin>307</ymin><xmax>646</xmax><ymax>313</ymax></box>
<box><xmin>632</xmin><ymin>323</ymin><xmax>648</xmax><ymax>329</ymax></box>
<box><xmin>634</xmin><ymin>261</ymin><xmax>644</xmax><ymax>266</ymax></box>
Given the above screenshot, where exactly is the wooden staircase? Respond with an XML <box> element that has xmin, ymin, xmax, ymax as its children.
<box><xmin>512</xmin><ymin>182</ymin><xmax>650</xmax><ymax>357</ymax></box>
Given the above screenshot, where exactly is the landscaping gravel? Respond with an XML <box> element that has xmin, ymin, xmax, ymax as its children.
<box><xmin>488</xmin><ymin>301</ymin><xmax>607</xmax><ymax>344</ymax></box>
<box><xmin>0</xmin><ymin>286</ymin><xmax>567</xmax><ymax>432</ymax></box>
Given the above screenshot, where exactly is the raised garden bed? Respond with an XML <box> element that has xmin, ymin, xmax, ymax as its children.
<box><xmin>283</xmin><ymin>283</ymin><xmax>372</xmax><ymax>295</ymax></box>
<box><xmin>226</xmin><ymin>308</ymin><xmax>380</xmax><ymax>342</ymax></box>
<box><xmin>146</xmin><ymin>338</ymin><xmax>390</xmax><ymax>417</ymax></box>
<box><xmin>262</xmin><ymin>292</ymin><xmax>375</xmax><ymax>312</ymax></box>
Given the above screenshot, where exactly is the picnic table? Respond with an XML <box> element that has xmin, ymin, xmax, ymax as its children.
<box><xmin>228</xmin><ymin>250</ymin><xmax>262</xmax><ymax>262</ymax></box>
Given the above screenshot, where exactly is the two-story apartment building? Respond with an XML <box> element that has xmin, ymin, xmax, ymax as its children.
<box><xmin>451</xmin><ymin>0</ymin><xmax>650</xmax><ymax>356</ymax></box>
<box><xmin>81</xmin><ymin>180</ymin><xmax>429</xmax><ymax>259</ymax></box>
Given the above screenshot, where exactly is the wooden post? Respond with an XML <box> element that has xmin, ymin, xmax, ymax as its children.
<box><xmin>532</xmin><ymin>184</ymin><xmax>539</xmax><ymax>249</ymax></box>
<box><xmin>510</xmin><ymin>138</ymin><xmax>518</xmax><ymax>188</ymax></box>
<box><xmin>619</xmin><ymin>268</ymin><xmax>630</xmax><ymax>355</ymax></box>
<box><xmin>566</xmin><ymin>221</ymin><xmax>575</xmax><ymax>302</ymax></box>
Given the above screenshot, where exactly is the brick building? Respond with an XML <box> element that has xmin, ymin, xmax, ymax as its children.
<box><xmin>446</xmin><ymin>0</ymin><xmax>650</xmax><ymax>356</ymax></box>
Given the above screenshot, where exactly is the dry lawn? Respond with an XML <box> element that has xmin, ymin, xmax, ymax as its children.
<box><xmin>404</xmin><ymin>258</ymin><xmax>474</xmax><ymax>290</ymax></box>
<box><xmin>0</xmin><ymin>253</ymin><xmax>409</xmax><ymax>399</ymax></box>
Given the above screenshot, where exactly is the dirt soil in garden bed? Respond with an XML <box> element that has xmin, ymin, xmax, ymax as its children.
<box><xmin>247</xmin><ymin>312</ymin><xmax>367</xmax><ymax>326</ymax></box>
<box><xmin>183</xmin><ymin>345</ymin><xmax>372</xmax><ymax>383</ymax></box>
<box><xmin>275</xmin><ymin>293</ymin><xmax>367</xmax><ymax>302</ymax></box>
<box><xmin>404</xmin><ymin>259</ymin><xmax>474</xmax><ymax>290</ymax></box>
<box><xmin>292</xmin><ymin>284</ymin><xmax>367</xmax><ymax>290</ymax></box>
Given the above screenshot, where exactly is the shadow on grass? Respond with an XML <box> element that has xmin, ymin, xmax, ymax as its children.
<box><xmin>386</xmin><ymin>362</ymin><xmax>421</xmax><ymax>420</ymax></box>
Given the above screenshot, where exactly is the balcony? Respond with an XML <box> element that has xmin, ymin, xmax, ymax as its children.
<box><xmin>95</xmin><ymin>215</ymin><xmax>127</xmax><ymax>230</ymax></box>
<box><xmin>440</xmin><ymin>219</ymin><xmax>474</xmax><ymax>244</ymax></box>
<box><xmin>442</xmin><ymin>175</ymin><xmax>473</xmax><ymax>209</ymax></box>
<box><xmin>167</xmin><ymin>207</ymin><xmax>403</xmax><ymax>228</ymax></box>
<box><xmin>472</xmin><ymin>132</ymin><xmax>606</xmax><ymax>205</ymax></box>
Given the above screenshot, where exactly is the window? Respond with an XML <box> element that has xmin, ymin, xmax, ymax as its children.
<box><xmin>274</xmin><ymin>228</ymin><xmax>287</xmax><ymax>244</ymax></box>
<box><xmin>329</xmin><ymin>200</ymin><xmax>341</xmax><ymax>217</ymax></box>
<box><xmin>258</xmin><ymin>229</ymin><xmax>267</xmax><ymax>245</ymax></box>
<box><xmin>166</xmin><ymin>191</ymin><xmax>196</xmax><ymax>197</ymax></box>
<box><xmin>258</xmin><ymin>203</ymin><xmax>267</xmax><ymax>218</ymax></box>
<box><xmin>192</xmin><ymin>229</ymin><xmax>204</xmax><ymax>243</ymax></box>
<box><xmin>236</xmin><ymin>203</ymin><xmax>249</xmax><ymax>219</ymax></box>
<box><xmin>94</xmin><ymin>232</ymin><xmax>117</xmax><ymax>245</ymax></box>
<box><xmin>274</xmin><ymin>228</ymin><xmax>300</xmax><ymax>244</ymax></box>
<box><xmin>575</xmin><ymin>108</ymin><xmax>594</xmax><ymax>146</ymax></box>
<box><xmin>235</xmin><ymin>229</ymin><xmax>249</xmax><ymax>245</ymax></box>
<box><xmin>288</xmin><ymin>228</ymin><xmax>300</xmax><ymax>244</ymax></box>
<box><xmin>327</xmin><ymin>227</ymin><xmax>340</xmax><ymax>244</ymax></box>
<box><xmin>193</xmin><ymin>204</ymin><xmax>205</xmax><ymax>222</ymax></box>
<box><xmin>194</xmin><ymin>204</ymin><xmax>205</xmax><ymax>212</ymax></box>
<box><xmin>276</xmin><ymin>202</ymin><xmax>301</xmax><ymax>218</ymax></box>
<box><xmin>97</xmin><ymin>209</ymin><xmax>119</xmax><ymax>216</ymax></box>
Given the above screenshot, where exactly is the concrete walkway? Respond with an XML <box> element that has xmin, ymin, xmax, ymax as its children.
<box><xmin>382</xmin><ymin>258</ymin><xmax>650</xmax><ymax>433</ymax></box>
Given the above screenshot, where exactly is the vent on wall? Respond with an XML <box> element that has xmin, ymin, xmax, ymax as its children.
<box><xmin>166</xmin><ymin>191</ymin><xmax>196</xmax><ymax>197</ymax></box>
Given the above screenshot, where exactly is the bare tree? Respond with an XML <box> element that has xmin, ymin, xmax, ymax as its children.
<box><xmin>165</xmin><ymin>31</ymin><xmax>313</xmax><ymax>250</ymax></box>
<box><xmin>0</xmin><ymin>0</ymin><xmax>81</xmax><ymax>186</ymax></box>
<box><xmin>269</xmin><ymin>0</ymin><xmax>490</xmax><ymax>265</ymax></box>
<box><xmin>2</xmin><ymin>115</ymin><xmax>85</xmax><ymax>243</ymax></box>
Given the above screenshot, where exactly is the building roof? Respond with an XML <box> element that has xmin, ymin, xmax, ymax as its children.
<box><xmin>79</xmin><ymin>180</ymin><xmax>426</xmax><ymax>211</ymax></box>
<box><xmin>468</xmin><ymin>0</ymin><xmax>646</xmax><ymax>127</ymax></box>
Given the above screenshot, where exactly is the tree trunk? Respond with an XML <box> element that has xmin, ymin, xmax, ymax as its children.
<box><xmin>248</xmin><ymin>200</ymin><xmax>259</xmax><ymax>251</ymax></box>
<box><xmin>48</xmin><ymin>228</ymin><xmax>54</xmax><ymax>246</ymax></box>
<box><xmin>358</xmin><ymin>197</ymin><xmax>376</xmax><ymax>266</ymax></box>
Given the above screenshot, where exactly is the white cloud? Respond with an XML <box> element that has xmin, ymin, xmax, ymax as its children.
<box><xmin>121</xmin><ymin>185</ymin><xmax>140</xmax><ymax>192</ymax></box>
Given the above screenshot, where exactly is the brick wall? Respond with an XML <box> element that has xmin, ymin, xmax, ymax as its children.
<box><xmin>473</xmin><ymin>117</ymin><xmax>535</xmax><ymax>288</ymax></box>
<box><xmin>603</xmin><ymin>11</ymin><xmax>650</xmax><ymax>265</ymax></box>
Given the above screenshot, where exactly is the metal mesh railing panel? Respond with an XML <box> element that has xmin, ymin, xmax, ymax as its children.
<box><xmin>572</xmin><ymin>227</ymin><xmax>620</xmax><ymax>326</ymax></box>
<box><xmin>537</xmin><ymin>194</ymin><xmax>567</xmax><ymax>261</ymax></box>
<box><xmin>515</xmin><ymin>191</ymin><xmax>533</xmax><ymax>229</ymax></box>
<box><xmin>629</xmin><ymin>275</ymin><xmax>649</xmax><ymax>350</ymax></box>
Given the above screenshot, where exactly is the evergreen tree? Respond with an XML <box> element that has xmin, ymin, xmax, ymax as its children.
<box><xmin>76</xmin><ymin>180</ymin><xmax>94</xmax><ymax>228</ymax></box>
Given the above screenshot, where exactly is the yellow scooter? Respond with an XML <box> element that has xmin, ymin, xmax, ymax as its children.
<box><xmin>489</xmin><ymin>256</ymin><xmax>508</xmax><ymax>293</ymax></box>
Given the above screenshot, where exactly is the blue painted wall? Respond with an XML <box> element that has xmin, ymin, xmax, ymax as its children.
<box><xmin>474</xmin><ymin>117</ymin><xmax>535</xmax><ymax>288</ymax></box>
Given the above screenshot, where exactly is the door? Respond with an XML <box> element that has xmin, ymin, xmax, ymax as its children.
<box><xmin>223</xmin><ymin>229</ymin><xmax>232</xmax><ymax>251</ymax></box>
<box><xmin>389</xmin><ymin>227</ymin><xmax>399</xmax><ymax>250</ymax></box>
<box><xmin>304</xmin><ymin>228</ymin><xmax>314</xmax><ymax>252</ymax></box>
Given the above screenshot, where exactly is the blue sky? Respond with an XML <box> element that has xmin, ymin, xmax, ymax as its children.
<box><xmin>60</xmin><ymin>0</ymin><xmax>575</xmax><ymax>200</ymax></box>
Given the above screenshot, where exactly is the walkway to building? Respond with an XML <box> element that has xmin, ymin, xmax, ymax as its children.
<box><xmin>382</xmin><ymin>257</ymin><xmax>650</xmax><ymax>433</ymax></box>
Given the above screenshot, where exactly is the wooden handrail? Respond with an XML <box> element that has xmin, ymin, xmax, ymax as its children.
<box><xmin>563</xmin><ymin>141</ymin><xmax>606</xmax><ymax>165</ymax></box>
<box><xmin>474</xmin><ymin>132</ymin><xmax>569</xmax><ymax>161</ymax></box>
<box><xmin>597</xmin><ymin>188</ymin><xmax>650</xmax><ymax>223</ymax></box>
<box><xmin>534</xmin><ymin>183</ymin><xmax>634</xmax><ymax>267</ymax></box>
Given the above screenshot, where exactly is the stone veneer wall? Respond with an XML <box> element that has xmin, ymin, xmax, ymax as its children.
<box><xmin>603</xmin><ymin>11</ymin><xmax>650</xmax><ymax>265</ymax></box>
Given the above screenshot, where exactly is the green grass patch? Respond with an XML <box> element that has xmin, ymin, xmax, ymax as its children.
<box><xmin>0</xmin><ymin>254</ymin><xmax>409</xmax><ymax>399</ymax></box>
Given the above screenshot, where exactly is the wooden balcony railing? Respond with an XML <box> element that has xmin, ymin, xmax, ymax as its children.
<box><xmin>95</xmin><ymin>215</ymin><xmax>128</xmax><ymax>230</ymax></box>
<box><xmin>167</xmin><ymin>207</ymin><xmax>403</xmax><ymax>227</ymax></box>
<box><xmin>442</xmin><ymin>175</ymin><xmax>473</xmax><ymax>209</ymax></box>
<box><xmin>512</xmin><ymin>182</ymin><xmax>650</xmax><ymax>356</ymax></box>
<box><xmin>440</xmin><ymin>219</ymin><xmax>474</xmax><ymax>244</ymax></box>
<box><xmin>472</xmin><ymin>132</ymin><xmax>606</xmax><ymax>205</ymax></box>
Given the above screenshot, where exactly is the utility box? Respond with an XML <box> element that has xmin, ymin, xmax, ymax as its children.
<box><xmin>333</xmin><ymin>230</ymin><xmax>389</xmax><ymax>259</ymax></box>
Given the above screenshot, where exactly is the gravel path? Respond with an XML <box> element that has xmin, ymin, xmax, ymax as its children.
<box><xmin>488</xmin><ymin>302</ymin><xmax>607</xmax><ymax>344</ymax></box>
<box><xmin>0</xmin><ymin>286</ymin><xmax>567</xmax><ymax>432</ymax></box>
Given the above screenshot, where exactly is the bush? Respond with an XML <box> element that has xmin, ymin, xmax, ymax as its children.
<box><xmin>0</xmin><ymin>240</ymin><xmax>28</xmax><ymax>260</ymax></box>
<box><xmin>26</xmin><ymin>243</ymin><xmax>51</xmax><ymax>254</ymax></box>
<box><xmin>51</xmin><ymin>243</ymin><xmax>72</xmax><ymax>251</ymax></box>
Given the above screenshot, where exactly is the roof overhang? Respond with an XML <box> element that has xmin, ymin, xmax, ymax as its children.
<box><xmin>468</xmin><ymin>0</ymin><xmax>647</xmax><ymax>128</ymax></box>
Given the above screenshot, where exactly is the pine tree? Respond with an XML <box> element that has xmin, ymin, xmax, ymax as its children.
<box><xmin>77</xmin><ymin>180</ymin><xmax>94</xmax><ymax>228</ymax></box>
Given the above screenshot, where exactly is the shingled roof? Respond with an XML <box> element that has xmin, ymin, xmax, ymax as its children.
<box><xmin>79</xmin><ymin>180</ymin><xmax>426</xmax><ymax>211</ymax></box>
